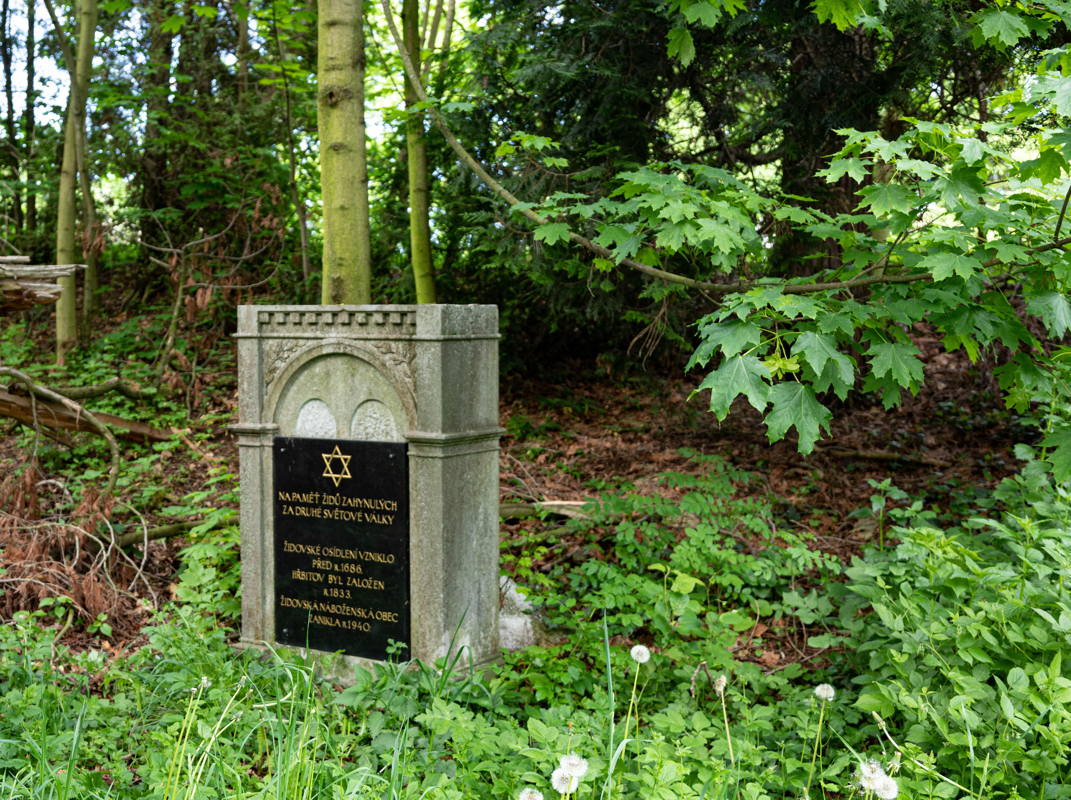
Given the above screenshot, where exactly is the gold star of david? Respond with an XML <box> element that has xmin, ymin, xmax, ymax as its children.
<box><xmin>321</xmin><ymin>445</ymin><xmax>352</xmax><ymax>487</ymax></box>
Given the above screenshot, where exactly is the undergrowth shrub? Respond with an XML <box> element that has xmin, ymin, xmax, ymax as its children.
<box><xmin>837</xmin><ymin>456</ymin><xmax>1071</xmax><ymax>799</ymax></box>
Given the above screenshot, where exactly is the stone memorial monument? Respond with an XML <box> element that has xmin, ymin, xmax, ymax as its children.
<box><xmin>232</xmin><ymin>305</ymin><xmax>501</xmax><ymax>668</ymax></box>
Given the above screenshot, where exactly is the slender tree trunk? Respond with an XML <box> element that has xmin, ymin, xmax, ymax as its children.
<box><xmin>318</xmin><ymin>0</ymin><xmax>371</xmax><ymax>304</ymax></box>
<box><xmin>54</xmin><ymin>0</ymin><xmax>98</xmax><ymax>362</ymax></box>
<box><xmin>403</xmin><ymin>0</ymin><xmax>435</xmax><ymax>303</ymax></box>
<box><xmin>1</xmin><ymin>0</ymin><xmax>23</xmax><ymax>238</ymax></box>
<box><xmin>55</xmin><ymin>96</ymin><xmax>80</xmax><ymax>361</ymax></box>
<box><xmin>270</xmin><ymin>5</ymin><xmax>312</xmax><ymax>285</ymax></box>
<box><xmin>139</xmin><ymin>0</ymin><xmax>174</xmax><ymax>252</ymax></box>
<box><xmin>233</xmin><ymin>0</ymin><xmax>250</xmax><ymax>97</ymax></box>
<box><xmin>77</xmin><ymin>124</ymin><xmax>100</xmax><ymax>328</ymax></box>
<box><xmin>23</xmin><ymin>0</ymin><xmax>36</xmax><ymax>236</ymax></box>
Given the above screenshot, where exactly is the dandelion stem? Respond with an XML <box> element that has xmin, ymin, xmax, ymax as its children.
<box><xmin>872</xmin><ymin>713</ymin><xmax>979</xmax><ymax>798</ymax></box>
<box><xmin>720</xmin><ymin>690</ymin><xmax>735</xmax><ymax>766</ymax></box>
<box><xmin>621</xmin><ymin>664</ymin><xmax>641</xmax><ymax>744</ymax></box>
<box><xmin>806</xmin><ymin>698</ymin><xmax>827</xmax><ymax>795</ymax></box>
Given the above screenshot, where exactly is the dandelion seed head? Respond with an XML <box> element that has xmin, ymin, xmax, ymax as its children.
<box><xmin>551</xmin><ymin>767</ymin><xmax>579</xmax><ymax>794</ymax></box>
<box><xmin>559</xmin><ymin>753</ymin><xmax>589</xmax><ymax>778</ymax></box>
<box><xmin>873</xmin><ymin>774</ymin><xmax>899</xmax><ymax>800</ymax></box>
<box><xmin>714</xmin><ymin>674</ymin><xmax>727</xmax><ymax>697</ymax></box>
<box><xmin>814</xmin><ymin>683</ymin><xmax>835</xmax><ymax>702</ymax></box>
<box><xmin>630</xmin><ymin>644</ymin><xmax>651</xmax><ymax>664</ymax></box>
<box><xmin>518</xmin><ymin>788</ymin><xmax>544</xmax><ymax>800</ymax></box>
<box><xmin>857</xmin><ymin>759</ymin><xmax>887</xmax><ymax>794</ymax></box>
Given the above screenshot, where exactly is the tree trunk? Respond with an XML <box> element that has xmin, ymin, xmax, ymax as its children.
<box><xmin>1</xmin><ymin>0</ymin><xmax>23</xmax><ymax>238</ymax></box>
<box><xmin>53</xmin><ymin>0</ymin><xmax>98</xmax><ymax>362</ymax></box>
<box><xmin>770</xmin><ymin>22</ymin><xmax>878</xmax><ymax>275</ymax></box>
<box><xmin>139</xmin><ymin>0</ymin><xmax>174</xmax><ymax>252</ymax></box>
<box><xmin>318</xmin><ymin>0</ymin><xmax>371</xmax><ymax>304</ymax></box>
<box><xmin>77</xmin><ymin>124</ymin><xmax>100</xmax><ymax>328</ymax></box>
<box><xmin>23</xmin><ymin>0</ymin><xmax>36</xmax><ymax>237</ymax></box>
<box><xmin>403</xmin><ymin>0</ymin><xmax>436</xmax><ymax>303</ymax></box>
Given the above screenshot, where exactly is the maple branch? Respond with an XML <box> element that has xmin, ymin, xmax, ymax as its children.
<box><xmin>377</xmin><ymin>6</ymin><xmax>1071</xmax><ymax>301</ymax></box>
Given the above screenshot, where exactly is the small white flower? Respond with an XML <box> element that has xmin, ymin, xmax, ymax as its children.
<box><xmin>630</xmin><ymin>644</ymin><xmax>651</xmax><ymax>664</ymax></box>
<box><xmin>873</xmin><ymin>774</ymin><xmax>899</xmax><ymax>800</ymax></box>
<box><xmin>199</xmin><ymin>676</ymin><xmax>212</xmax><ymax>690</ymax></box>
<box><xmin>518</xmin><ymin>789</ymin><xmax>544</xmax><ymax>800</ymax></box>
<box><xmin>814</xmin><ymin>683</ymin><xmax>835</xmax><ymax>702</ymax></box>
<box><xmin>559</xmin><ymin>753</ymin><xmax>588</xmax><ymax>778</ymax></box>
<box><xmin>551</xmin><ymin>767</ymin><xmax>579</xmax><ymax>794</ymax></box>
<box><xmin>714</xmin><ymin>674</ymin><xmax>727</xmax><ymax>697</ymax></box>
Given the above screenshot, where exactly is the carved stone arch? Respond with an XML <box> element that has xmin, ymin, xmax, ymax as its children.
<box><xmin>266</xmin><ymin>339</ymin><xmax>417</xmax><ymax>440</ymax></box>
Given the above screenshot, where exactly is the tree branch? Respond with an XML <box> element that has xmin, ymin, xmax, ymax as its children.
<box><xmin>376</xmin><ymin>6</ymin><xmax>1071</xmax><ymax>301</ymax></box>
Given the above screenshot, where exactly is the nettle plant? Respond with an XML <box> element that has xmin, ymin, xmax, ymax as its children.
<box><xmin>527</xmin><ymin>38</ymin><xmax>1071</xmax><ymax>467</ymax></box>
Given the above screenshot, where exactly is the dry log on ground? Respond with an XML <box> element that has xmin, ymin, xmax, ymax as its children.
<box><xmin>0</xmin><ymin>387</ymin><xmax>172</xmax><ymax>444</ymax></box>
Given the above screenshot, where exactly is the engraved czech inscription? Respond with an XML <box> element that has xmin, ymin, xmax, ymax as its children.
<box><xmin>273</xmin><ymin>436</ymin><xmax>410</xmax><ymax>660</ymax></box>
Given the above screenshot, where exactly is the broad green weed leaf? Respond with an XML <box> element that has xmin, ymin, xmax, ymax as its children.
<box><xmin>1042</xmin><ymin>427</ymin><xmax>1071</xmax><ymax>482</ymax></box>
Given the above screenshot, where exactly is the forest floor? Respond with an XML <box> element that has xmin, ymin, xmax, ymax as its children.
<box><xmin>0</xmin><ymin>321</ymin><xmax>1027</xmax><ymax>656</ymax></box>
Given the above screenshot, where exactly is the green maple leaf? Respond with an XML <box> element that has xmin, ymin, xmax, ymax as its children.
<box><xmin>688</xmin><ymin>321</ymin><xmax>762</xmax><ymax>369</ymax></box>
<box><xmin>667</xmin><ymin>28</ymin><xmax>696</xmax><ymax>66</ymax></box>
<box><xmin>764</xmin><ymin>383</ymin><xmax>832</xmax><ymax>454</ymax></box>
<box><xmin>918</xmin><ymin>251</ymin><xmax>981</xmax><ymax>282</ymax></box>
<box><xmin>818</xmin><ymin>157</ymin><xmax>869</xmax><ymax>183</ymax></box>
<box><xmin>1051</xmin><ymin>77</ymin><xmax>1071</xmax><ymax>118</ymax></box>
<box><xmin>792</xmin><ymin>331</ymin><xmax>842</xmax><ymax>375</ymax></box>
<box><xmin>683</xmin><ymin>1</ymin><xmax>720</xmax><ymax>26</ymax></box>
<box><xmin>1027</xmin><ymin>292</ymin><xmax>1071</xmax><ymax>338</ymax></box>
<box><xmin>1042</xmin><ymin>427</ymin><xmax>1071</xmax><ymax>483</ymax></box>
<box><xmin>1021</xmin><ymin>148</ymin><xmax>1068</xmax><ymax>184</ymax></box>
<box><xmin>957</xmin><ymin>139</ymin><xmax>985</xmax><ymax>165</ymax></box>
<box><xmin>858</xmin><ymin>183</ymin><xmax>916</xmax><ymax>216</ymax></box>
<box><xmin>696</xmin><ymin>355</ymin><xmax>771</xmax><ymax>420</ymax></box>
<box><xmin>533</xmin><ymin>222</ymin><xmax>570</xmax><ymax>245</ymax></box>
<box><xmin>813</xmin><ymin>355</ymin><xmax>855</xmax><ymax>400</ymax></box>
<box><xmin>656</xmin><ymin>222</ymin><xmax>691</xmax><ymax>250</ymax></box>
<box><xmin>976</xmin><ymin>9</ymin><xmax>1029</xmax><ymax>47</ymax></box>
<box><xmin>868</xmin><ymin>342</ymin><xmax>925</xmax><ymax>389</ymax></box>
<box><xmin>940</xmin><ymin>162</ymin><xmax>986</xmax><ymax>208</ymax></box>
<box><xmin>694</xmin><ymin>219</ymin><xmax>743</xmax><ymax>253</ymax></box>
<box><xmin>811</xmin><ymin>0</ymin><xmax>864</xmax><ymax>29</ymax></box>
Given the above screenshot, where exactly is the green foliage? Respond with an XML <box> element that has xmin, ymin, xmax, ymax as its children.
<box><xmin>836</xmin><ymin>464</ymin><xmax>1071</xmax><ymax>797</ymax></box>
<box><xmin>3</xmin><ymin>449</ymin><xmax>1071</xmax><ymax>798</ymax></box>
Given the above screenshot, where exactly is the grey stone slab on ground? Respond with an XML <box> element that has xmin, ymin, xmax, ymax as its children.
<box><xmin>233</xmin><ymin>305</ymin><xmax>502</xmax><ymax>670</ymax></box>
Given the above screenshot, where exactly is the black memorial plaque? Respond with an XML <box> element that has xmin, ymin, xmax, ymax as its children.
<box><xmin>273</xmin><ymin>436</ymin><xmax>409</xmax><ymax>660</ymax></box>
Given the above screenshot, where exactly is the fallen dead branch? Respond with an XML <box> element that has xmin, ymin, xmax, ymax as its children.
<box><xmin>0</xmin><ymin>386</ymin><xmax>171</xmax><ymax>445</ymax></box>
<box><xmin>813</xmin><ymin>444</ymin><xmax>950</xmax><ymax>467</ymax></box>
<box><xmin>500</xmin><ymin>499</ymin><xmax>590</xmax><ymax>520</ymax></box>
<box><xmin>0</xmin><ymin>367</ymin><xmax>122</xmax><ymax>499</ymax></box>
